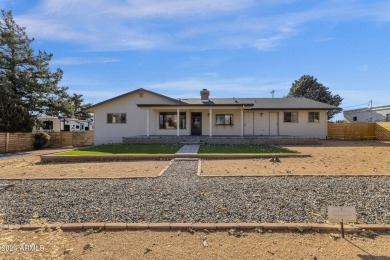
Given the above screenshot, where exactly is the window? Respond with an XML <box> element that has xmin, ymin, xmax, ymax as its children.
<box><xmin>159</xmin><ymin>112</ymin><xmax>186</xmax><ymax>129</ymax></box>
<box><xmin>308</xmin><ymin>112</ymin><xmax>320</xmax><ymax>123</ymax></box>
<box><xmin>216</xmin><ymin>114</ymin><xmax>234</xmax><ymax>125</ymax></box>
<box><xmin>284</xmin><ymin>112</ymin><xmax>298</xmax><ymax>123</ymax></box>
<box><xmin>107</xmin><ymin>113</ymin><xmax>126</xmax><ymax>124</ymax></box>
<box><xmin>386</xmin><ymin>114</ymin><xmax>390</xmax><ymax>122</ymax></box>
<box><xmin>353</xmin><ymin>116</ymin><xmax>357</xmax><ymax>122</ymax></box>
<box><xmin>42</xmin><ymin>121</ymin><xmax>53</xmax><ymax>130</ymax></box>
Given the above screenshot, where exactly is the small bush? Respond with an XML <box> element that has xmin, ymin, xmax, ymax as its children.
<box><xmin>34</xmin><ymin>132</ymin><xmax>50</xmax><ymax>149</ymax></box>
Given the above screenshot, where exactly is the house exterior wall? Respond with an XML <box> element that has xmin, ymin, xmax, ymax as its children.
<box><xmin>278</xmin><ymin>110</ymin><xmax>328</xmax><ymax>138</ymax></box>
<box><xmin>93</xmin><ymin>91</ymin><xmax>178</xmax><ymax>144</ymax></box>
<box><xmin>344</xmin><ymin>107</ymin><xmax>390</xmax><ymax>122</ymax></box>
<box><xmin>208</xmin><ymin>109</ymin><xmax>242</xmax><ymax>136</ymax></box>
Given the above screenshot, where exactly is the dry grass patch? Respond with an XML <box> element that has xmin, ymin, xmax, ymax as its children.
<box><xmin>0</xmin><ymin>156</ymin><xmax>169</xmax><ymax>179</ymax></box>
<box><xmin>201</xmin><ymin>140</ymin><xmax>390</xmax><ymax>176</ymax></box>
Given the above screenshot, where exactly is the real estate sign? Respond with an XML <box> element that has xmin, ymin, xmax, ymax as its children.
<box><xmin>327</xmin><ymin>206</ymin><xmax>357</xmax><ymax>223</ymax></box>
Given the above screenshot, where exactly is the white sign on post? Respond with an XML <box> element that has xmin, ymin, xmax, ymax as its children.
<box><xmin>327</xmin><ymin>206</ymin><xmax>357</xmax><ymax>223</ymax></box>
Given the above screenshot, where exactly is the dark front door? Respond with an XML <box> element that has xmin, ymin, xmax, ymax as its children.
<box><xmin>191</xmin><ymin>112</ymin><xmax>202</xmax><ymax>135</ymax></box>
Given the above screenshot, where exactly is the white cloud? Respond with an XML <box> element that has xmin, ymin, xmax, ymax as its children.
<box><xmin>104</xmin><ymin>0</ymin><xmax>254</xmax><ymax>19</ymax></box>
<box><xmin>12</xmin><ymin>0</ymin><xmax>390</xmax><ymax>51</ymax></box>
<box><xmin>139</xmin><ymin>76</ymin><xmax>291</xmax><ymax>98</ymax></box>
<box><xmin>51</xmin><ymin>57</ymin><xmax>120</xmax><ymax>66</ymax></box>
<box><xmin>335</xmin><ymin>89</ymin><xmax>390</xmax><ymax>109</ymax></box>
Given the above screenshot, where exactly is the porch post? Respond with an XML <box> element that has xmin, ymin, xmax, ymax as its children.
<box><xmin>240</xmin><ymin>107</ymin><xmax>244</xmax><ymax>137</ymax></box>
<box><xmin>146</xmin><ymin>109</ymin><xmax>150</xmax><ymax>137</ymax></box>
<box><xmin>177</xmin><ymin>108</ymin><xmax>180</xmax><ymax>137</ymax></box>
<box><xmin>209</xmin><ymin>108</ymin><xmax>212</xmax><ymax>137</ymax></box>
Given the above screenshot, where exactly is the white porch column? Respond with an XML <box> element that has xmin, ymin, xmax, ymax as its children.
<box><xmin>146</xmin><ymin>109</ymin><xmax>150</xmax><ymax>137</ymax></box>
<box><xmin>240</xmin><ymin>108</ymin><xmax>244</xmax><ymax>137</ymax></box>
<box><xmin>176</xmin><ymin>108</ymin><xmax>180</xmax><ymax>137</ymax></box>
<box><xmin>209</xmin><ymin>108</ymin><xmax>212</xmax><ymax>137</ymax></box>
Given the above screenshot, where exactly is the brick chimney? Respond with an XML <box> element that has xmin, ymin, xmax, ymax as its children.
<box><xmin>200</xmin><ymin>89</ymin><xmax>210</xmax><ymax>102</ymax></box>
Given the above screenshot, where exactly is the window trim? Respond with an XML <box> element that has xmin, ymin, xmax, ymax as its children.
<box><xmin>215</xmin><ymin>114</ymin><xmax>234</xmax><ymax>125</ymax></box>
<box><xmin>107</xmin><ymin>113</ymin><xmax>127</xmax><ymax>124</ymax></box>
<box><xmin>283</xmin><ymin>112</ymin><xmax>299</xmax><ymax>123</ymax></box>
<box><xmin>308</xmin><ymin>111</ymin><xmax>320</xmax><ymax>123</ymax></box>
<box><xmin>159</xmin><ymin>112</ymin><xmax>187</xmax><ymax>130</ymax></box>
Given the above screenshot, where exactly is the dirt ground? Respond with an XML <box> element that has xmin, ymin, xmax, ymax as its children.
<box><xmin>0</xmin><ymin>149</ymin><xmax>168</xmax><ymax>179</ymax></box>
<box><xmin>201</xmin><ymin>140</ymin><xmax>390</xmax><ymax>176</ymax></box>
<box><xmin>1</xmin><ymin>230</ymin><xmax>390</xmax><ymax>259</ymax></box>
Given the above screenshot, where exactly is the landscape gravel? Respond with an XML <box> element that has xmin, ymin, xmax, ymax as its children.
<box><xmin>1</xmin><ymin>160</ymin><xmax>389</xmax><ymax>224</ymax></box>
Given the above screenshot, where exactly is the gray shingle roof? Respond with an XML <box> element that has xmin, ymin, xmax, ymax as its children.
<box><xmin>85</xmin><ymin>87</ymin><xmax>341</xmax><ymax>111</ymax></box>
<box><xmin>179</xmin><ymin>97</ymin><xmax>340</xmax><ymax>110</ymax></box>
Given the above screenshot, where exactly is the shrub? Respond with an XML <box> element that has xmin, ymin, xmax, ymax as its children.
<box><xmin>34</xmin><ymin>132</ymin><xmax>50</xmax><ymax>149</ymax></box>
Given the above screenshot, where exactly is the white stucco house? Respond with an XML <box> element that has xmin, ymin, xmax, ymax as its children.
<box><xmin>85</xmin><ymin>88</ymin><xmax>340</xmax><ymax>145</ymax></box>
<box><xmin>343</xmin><ymin>105</ymin><xmax>390</xmax><ymax>122</ymax></box>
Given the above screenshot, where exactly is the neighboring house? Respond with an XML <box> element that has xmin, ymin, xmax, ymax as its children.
<box><xmin>343</xmin><ymin>105</ymin><xmax>390</xmax><ymax>122</ymax></box>
<box><xmin>85</xmin><ymin>88</ymin><xmax>340</xmax><ymax>145</ymax></box>
<box><xmin>34</xmin><ymin>117</ymin><xmax>94</xmax><ymax>132</ymax></box>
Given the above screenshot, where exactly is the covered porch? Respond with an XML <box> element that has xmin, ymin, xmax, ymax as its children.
<box><xmin>138</xmin><ymin>104</ymin><xmax>254</xmax><ymax>137</ymax></box>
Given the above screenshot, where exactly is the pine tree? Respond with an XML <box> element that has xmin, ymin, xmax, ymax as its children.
<box><xmin>287</xmin><ymin>75</ymin><xmax>343</xmax><ymax>119</ymax></box>
<box><xmin>0</xmin><ymin>10</ymin><xmax>72</xmax><ymax>132</ymax></box>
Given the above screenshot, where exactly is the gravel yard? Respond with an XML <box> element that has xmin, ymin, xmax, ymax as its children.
<box><xmin>1</xmin><ymin>160</ymin><xmax>389</xmax><ymax>225</ymax></box>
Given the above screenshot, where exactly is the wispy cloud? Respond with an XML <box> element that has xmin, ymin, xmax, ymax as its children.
<box><xmin>103</xmin><ymin>0</ymin><xmax>254</xmax><ymax>19</ymax></box>
<box><xmin>51</xmin><ymin>57</ymin><xmax>120</xmax><ymax>66</ymax></box>
<box><xmin>337</xmin><ymin>89</ymin><xmax>390</xmax><ymax>109</ymax></box>
<box><xmin>12</xmin><ymin>0</ymin><xmax>390</xmax><ymax>51</ymax></box>
<box><xmin>139</xmin><ymin>75</ymin><xmax>291</xmax><ymax>98</ymax></box>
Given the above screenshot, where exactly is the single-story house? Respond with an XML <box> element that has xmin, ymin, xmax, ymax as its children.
<box><xmin>343</xmin><ymin>104</ymin><xmax>390</xmax><ymax>122</ymax></box>
<box><xmin>85</xmin><ymin>88</ymin><xmax>340</xmax><ymax>145</ymax></box>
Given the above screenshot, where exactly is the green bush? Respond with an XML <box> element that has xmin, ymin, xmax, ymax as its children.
<box><xmin>34</xmin><ymin>132</ymin><xmax>50</xmax><ymax>149</ymax></box>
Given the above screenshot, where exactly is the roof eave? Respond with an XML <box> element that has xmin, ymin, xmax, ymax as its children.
<box><xmin>84</xmin><ymin>88</ymin><xmax>185</xmax><ymax>112</ymax></box>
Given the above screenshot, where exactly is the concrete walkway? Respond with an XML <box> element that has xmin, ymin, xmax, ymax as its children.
<box><xmin>175</xmin><ymin>145</ymin><xmax>200</xmax><ymax>155</ymax></box>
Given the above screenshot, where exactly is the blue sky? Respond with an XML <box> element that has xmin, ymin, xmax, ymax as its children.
<box><xmin>2</xmin><ymin>0</ymin><xmax>390</xmax><ymax>120</ymax></box>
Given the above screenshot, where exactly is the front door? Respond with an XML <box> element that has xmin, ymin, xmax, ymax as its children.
<box><xmin>269</xmin><ymin>112</ymin><xmax>279</xmax><ymax>135</ymax></box>
<box><xmin>244</xmin><ymin>111</ymin><xmax>254</xmax><ymax>135</ymax></box>
<box><xmin>191</xmin><ymin>112</ymin><xmax>202</xmax><ymax>135</ymax></box>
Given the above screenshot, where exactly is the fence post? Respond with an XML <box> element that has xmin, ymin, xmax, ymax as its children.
<box><xmin>5</xmin><ymin>132</ymin><xmax>10</xmax><ymax>153</ymax></box>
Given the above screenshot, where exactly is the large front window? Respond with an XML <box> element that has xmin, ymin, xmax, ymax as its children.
<box><xmin>159</xmin><ymin>112</ymin><xmax>186</xmax><ymax>129</ymax></box>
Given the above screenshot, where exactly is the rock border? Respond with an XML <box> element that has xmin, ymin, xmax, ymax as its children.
<box><xmin>3</xmin><ymin>222</ymin><xmax>389</xmax><ymax>232</ymax></box>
